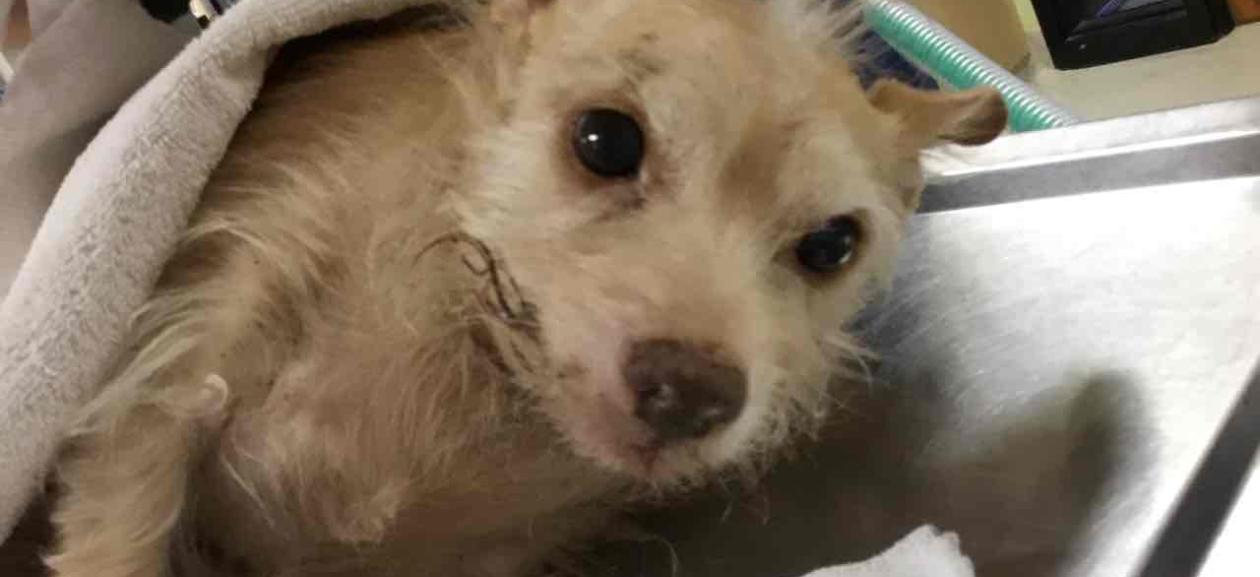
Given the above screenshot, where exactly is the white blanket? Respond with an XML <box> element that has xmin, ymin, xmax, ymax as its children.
<box><xmin>0</xmin><ymin>0</ymin><xmax>420</xmax><ymax>541</ymax></box>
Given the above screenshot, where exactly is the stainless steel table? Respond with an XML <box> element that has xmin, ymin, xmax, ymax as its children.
<box><xmin>601</xmin><ymin>97</ymin><xmax>1260</xmax><ymax>577</ymax></box>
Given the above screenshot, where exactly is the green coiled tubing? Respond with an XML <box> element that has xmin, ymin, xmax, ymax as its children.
<box><xmin>864</xmin><ymin>0</ymin><xmax>1077</xmax><ymax>133</ymax></box>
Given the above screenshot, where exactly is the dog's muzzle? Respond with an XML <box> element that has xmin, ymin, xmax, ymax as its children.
<box><xmin>623</xmin><ymin>339</ymin><xmax>747</xmax><ymax>444</ymax></box>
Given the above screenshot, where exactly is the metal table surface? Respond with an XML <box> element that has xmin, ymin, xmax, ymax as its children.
<box><xmin>600</xmin><ymin>97</ymin><xmax>1260</xmax><ymax>577</ymax></box>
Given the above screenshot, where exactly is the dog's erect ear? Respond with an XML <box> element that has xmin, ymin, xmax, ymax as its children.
<box><xmin>868</xmin><ymin>81</ymin><xmax>1006</xmax><ymax>211</ymax></box>
<box><xmin>869</xmin><ymin>80</ymin><xmax>1007</xmax><ymax>148</ymax></box>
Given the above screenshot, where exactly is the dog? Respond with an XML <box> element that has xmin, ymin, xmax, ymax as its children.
<box><xmin>46</xmin><ymin>1</ymin><xmax>1005</xmax><ymax>575</ymax></box>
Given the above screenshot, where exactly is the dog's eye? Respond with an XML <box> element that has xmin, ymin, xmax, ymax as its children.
<box><xmin>795</xmin><ymin>216</ymin><xmax>860</xmax><ymax>274</ymax></box>
<box><xmin>572</xmin><ymin>108</ymin><xmax>644</xmax><ymax>178</ymax></box>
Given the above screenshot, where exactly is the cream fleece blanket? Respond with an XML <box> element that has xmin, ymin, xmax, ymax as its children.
<box><xmin>0</xmin><ymin>0</ymin><xmax>420</xmax><ymax>541</ymax></box>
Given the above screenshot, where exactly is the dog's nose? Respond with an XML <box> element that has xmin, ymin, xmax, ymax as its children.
<box><xmin>623</xmin><ymin>339</ymin><xmax>747</xmax><ymax>443</ymax></box>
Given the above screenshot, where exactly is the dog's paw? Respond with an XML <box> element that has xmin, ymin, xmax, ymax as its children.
<box><xmin>799</xmin><ymin>525</ymin><xmax>975</xmax><ymax>577</ymax></box>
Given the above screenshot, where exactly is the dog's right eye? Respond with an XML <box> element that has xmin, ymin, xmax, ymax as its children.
<box><xmin>572</xmin><ymin>109</ymin><xmax>645</xmax><ymax>179</ymax></box>
<box><xmin>795</xmin><ymin>216</ymin><xmax>860</xmax><ymax>275</ymax></box>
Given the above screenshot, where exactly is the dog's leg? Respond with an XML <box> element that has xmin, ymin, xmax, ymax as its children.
<box><xmin>47</xmin><ymin>371</ymin><xmax>230</xmax><ymax>577</ymax></box>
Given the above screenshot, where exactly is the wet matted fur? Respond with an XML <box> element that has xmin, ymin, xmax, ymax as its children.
<box><xmin>47</xmin><ymin>1</ymin><xmax>1005</xmax><ymax>576</ymax></box>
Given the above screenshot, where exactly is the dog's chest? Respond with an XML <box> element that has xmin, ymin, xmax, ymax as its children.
<box><xmin>192</xmin><ymin>348</ymin><xmax>622</xmax><ymax>575</ymax></box>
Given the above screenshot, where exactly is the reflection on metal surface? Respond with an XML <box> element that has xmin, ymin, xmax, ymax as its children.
<box><xmin>1136</xmin><ymin>363</ymin><xmax>1260</xmax><ymax>577</ymax></box>
<box><xmin>923</xmin><ymin>96</ymin><xmax>1260</xmax><ymax>180</ymax></box>
<box><xmin>1198</xmin><ymin>446</ymin><xmax>1260</xmax><ymax>577</ymax></box>
<box><xmin>600</xmin><ymin>99</ymin><xmax>1260</xmax><ymax>577</ymax></box>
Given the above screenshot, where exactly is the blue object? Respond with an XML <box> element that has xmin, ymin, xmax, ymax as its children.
<box><xmin>836</xmin><ymin>0</ymin><xmax>939</xmax><ymax>90</ymax></box>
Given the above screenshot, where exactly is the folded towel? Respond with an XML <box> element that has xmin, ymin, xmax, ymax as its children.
<box><xmin>0</xmin><ymin>0</ymin><xmax>193</xmax><ymax>298</ymax></box>
<box><xmin>0</xmin><ymin>0</ymin><xmax>420</xmax><ymax>541</ymax></box>
<box><xmin>803</xmin><ymin>526</ymin><xmax>975</xmax><ymax>577</ymax></box>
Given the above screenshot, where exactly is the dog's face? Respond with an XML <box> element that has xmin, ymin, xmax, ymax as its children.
<box><xmin>456</xmin><ymin>0</ymin><xmax>1005</xmax><ymax>484</ymax></box>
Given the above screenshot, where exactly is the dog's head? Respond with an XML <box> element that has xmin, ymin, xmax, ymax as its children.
<box><xmin>454</xmin><ymin>0</ymin><xmax>1005</xmax><ymax>484</ymax></box>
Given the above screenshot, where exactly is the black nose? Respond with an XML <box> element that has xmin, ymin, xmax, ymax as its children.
<box><xmin>623</xmin><ymin>339</ymin><xmax>748</xmax><ymax>443</ymax></box>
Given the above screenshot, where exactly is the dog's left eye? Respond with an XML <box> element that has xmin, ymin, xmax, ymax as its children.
<box><xmin>795</xmin><ymin>216</ymin><xmax>860</xmax><ymax>275</ymax></box>
<box><xmin>572</xmin><ymin>108</ymin><xmax>645</xmax><ymax>178</ymax></box>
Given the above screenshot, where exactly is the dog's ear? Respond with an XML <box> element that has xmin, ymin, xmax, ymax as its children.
<box><xmin>868</xmin><ymin>81</ymin><xmax>1006</xmax><ymax>211</ymax></box>
<box><xmin>868</xmin><ymin>80</ymin><xmax>1007</xmax><ymax>148</ymax></box>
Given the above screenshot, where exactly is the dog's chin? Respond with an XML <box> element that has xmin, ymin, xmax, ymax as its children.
<box><xmin>548</xmin><ymin>395</ymin><xmax>728</xmax><ymax>487</ymax></box>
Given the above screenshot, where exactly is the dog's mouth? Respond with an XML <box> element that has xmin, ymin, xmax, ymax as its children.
<box><xmin>549</xmin><ymin>338</ymin><xmax>750</xmax><ymax>483</ymax></box>
<box><xmin>561</xmin><ymin>399</ymin><xmax>733</xmax><ymax>484</ymax></box>
<box><xmin>559</xmin><ymin>394</ymin><xmax>688</xmax><ymax>481</ymax></box>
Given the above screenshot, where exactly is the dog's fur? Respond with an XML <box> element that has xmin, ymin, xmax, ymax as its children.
<box><xmin>47</xmin><ymin>1</ymin><xmax>1005</xmax><ymax>576</ymax></box>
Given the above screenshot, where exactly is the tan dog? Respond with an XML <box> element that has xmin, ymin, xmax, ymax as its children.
<box><xmin>47</xmin><ymin>1</ymin><xmax>1004</xmax><ymax>576</ymax></box>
